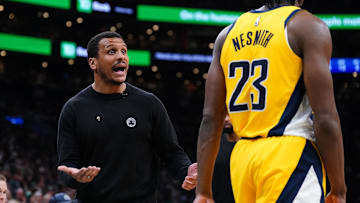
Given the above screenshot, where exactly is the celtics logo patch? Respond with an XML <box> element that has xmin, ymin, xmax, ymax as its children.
<box><xmin>125</xmin><ymin>116</ymin><xmax>137</xmax><ymax>128</ymax></box>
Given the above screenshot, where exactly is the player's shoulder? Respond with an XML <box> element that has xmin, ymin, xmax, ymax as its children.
<box><xmin>288</xmin><ymin>9</ymin><xmax>331</xmax><ymax>48</ymax></box>
<box><xmin>216</xmin><ymin>25</ymin><xmax>232</xmax><ymax>45</ymax></box>
<box><xmin>289</xmin><ymin>10</ymin><xmax>329</xmax><ymax>36</ymax></box>
<box><xmin>213</xmin><ymin>24</ymin><xmax>233</xmax><ymax>56</ymax></box>
<box><xmin>297</xmin><ymin>10</ymin><xmax>327</xmax><ymax>25</ymax></box>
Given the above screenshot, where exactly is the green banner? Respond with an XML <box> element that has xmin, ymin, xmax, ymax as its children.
<box><xmin>128</xmin><ymin>50</ymin><xmax>151</xmax><ymax>66</ymax></box>
<box><xmin>317</xmin><ymin>14</ymin><xmax>360</xmax><ymax>29</ymax></box>
<box><xmin>138</xmin><ymin>5</ymin><xmax>360</xmax><ymax>29</ymax></box>
<box><xmin>6</xmin><ymin>0</ymin><xmax>71</xmax><ymax>10</ymax></box>
<box><xmin>137</xmin><ymin>5</ymin><xmax>242</xmax><ymax>26</ymax></box>
<box><xmin>77</xmin><ymin>0</ymin><xmax>92</xmax><ymax>13</ymax></box>
<box><xmin>61</xmin><ymin>41</ymin><xmax>77</xmax><ymax>59</ymax></box>
<box><xmin>0</xmin><ymin>33</ymin><xmax>51</xmax><ymax>56</ymax></box>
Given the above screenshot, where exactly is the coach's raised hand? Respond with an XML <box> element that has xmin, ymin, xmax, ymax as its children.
<box><xmin>58</xmin><ymin>166</ymin><xmax>101</xmax><ymax>183</ymax></box>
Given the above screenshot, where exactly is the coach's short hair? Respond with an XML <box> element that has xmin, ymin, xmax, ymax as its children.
<box><xmin>87</xmin><ymin>31</ymin><xmax>124</xmax><ymax>59</ymax></box>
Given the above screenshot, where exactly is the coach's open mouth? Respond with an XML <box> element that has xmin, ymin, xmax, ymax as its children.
<box><xmin>113</xmin><ymin>67</ymin><xmax>125</xmax><ymax>72</ymax></box>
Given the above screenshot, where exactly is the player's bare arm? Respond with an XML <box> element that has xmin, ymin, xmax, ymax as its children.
<box><xmin>288</xmin><ymin>10</ymin><xmax>346</xmax><ymax>202</ymax></box>
<box><xmin>194</xmin><ymin>26</ymin><xmax>230</xmax><ymax>202</ymax></box>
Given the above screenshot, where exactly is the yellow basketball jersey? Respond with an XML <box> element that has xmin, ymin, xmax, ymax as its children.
<box><xmin>220</xmin><ymin>6</ymin><xmax>314</xmax><ymax>140</ymax></box>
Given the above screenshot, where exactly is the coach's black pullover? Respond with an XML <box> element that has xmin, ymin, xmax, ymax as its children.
<box><xmin>57</xmin><ymin>83</ymin><xmax>191</xmax><ymax>202</ymax></box>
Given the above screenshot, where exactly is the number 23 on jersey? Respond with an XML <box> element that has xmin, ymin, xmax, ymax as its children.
<box><xmin>228</xmin><ymin>59</ymin><xmax>269</xmax><ymax>113</ymax></box>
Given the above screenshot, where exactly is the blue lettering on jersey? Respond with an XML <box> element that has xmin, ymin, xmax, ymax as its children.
<box><xmin>232</xmin><ymin>30</ymin><xmax>274</xmax><ymax>51</ymax></box>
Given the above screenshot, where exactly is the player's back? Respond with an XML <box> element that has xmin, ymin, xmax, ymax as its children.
<box><xmin>220</xmin><ymin>6</ymin><xmax>314</xmax><ymax>140</ymax></box>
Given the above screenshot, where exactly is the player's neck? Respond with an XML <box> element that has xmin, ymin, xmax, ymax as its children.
<box><xmin>259</xmin><ymin>1</ymin><xmax>294</xmax><ymax>11</ymax></box>
<box><xmin>273</xmin><ymin>0</ymin><xmax>293</xmax><ymax>7</ymax></box>
<box><xmin>92</xmin><ymin>81</ymin><xmax>126</xmax><ymax>94</ymax></box>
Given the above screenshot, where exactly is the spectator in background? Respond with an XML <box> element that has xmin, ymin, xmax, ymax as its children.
<box><xmin>0</xmin><ymin>174</ymin><xmax>8</xmax><ymax>203</ymax></box>
<box><xmin>14</xmin><ymin>188</ymin><xmax>26</xmax><ymax>203</ymax></box>
<box><xmin>212</xmin><ymin>114</ymin><xmax>238</xmax><ymax>203</ymax></box>
<box><xmin>42</xmin><ymin>191</ymin><xmax>54</xmax><ymax>203</ymax></box>
<box><xmin>29</xmin><ymin>190</ymin><xmax>42</xmax><ymax>203</ymax></box>
<box><xmin>49</xmin><ymin>193</ymin><xmax>76</xmax><ymax>203</ymax></box>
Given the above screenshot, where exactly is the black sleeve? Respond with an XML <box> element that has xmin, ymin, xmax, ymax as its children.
<box><xmin>57</xmin><ymin>100</ymin><xmax>87</xmax><ymax>189</ymax></box>
<box><xmin>151</xmin><ymin>94</ymin><xmax>192</xmax><ymax>183</ymax></box>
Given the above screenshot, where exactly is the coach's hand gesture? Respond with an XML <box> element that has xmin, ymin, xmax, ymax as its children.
<box><xmin>58</xmin><ymin>165</ymin><xmax>101</xmax><ymax>183</ymax></box>
<box><xmin>182</xmin><ymin>163</ymin><xmax>198</xmax><ymax>191</ymax></box>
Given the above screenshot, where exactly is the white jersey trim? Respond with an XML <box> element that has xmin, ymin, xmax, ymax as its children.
<box><xmin>283</xmin><ymin>94</ymin><xmax>315</xmax><ymax>141</ymax></box>
<box><xmin>293</xmin><ymin>165</ymin><xmax>322</xmax><ymax>203</ymax></box>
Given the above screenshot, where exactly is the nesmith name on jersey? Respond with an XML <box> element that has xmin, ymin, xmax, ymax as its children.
<box><xmin>232</xmin><ymin>30</ymin><xmax>274</xmax><ymax>51</ymax></box>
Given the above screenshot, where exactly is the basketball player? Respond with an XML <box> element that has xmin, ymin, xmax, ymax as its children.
<box><xmin>57</xmin><ymin>31</ymin><xmax>197</xmax><ymax>202</ymax></box>
<box><xmin>194</xmin><ymin>0</ymin><xmax>346</xmax><ymax>202</ymax></box>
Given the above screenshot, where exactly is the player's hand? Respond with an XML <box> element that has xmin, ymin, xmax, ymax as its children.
<box><xmin>58</xmin><ymin>165</ymin><xmax>101</xmax><ymax>183</ymax></box>
<box><xmin>182</xmin><ymin>163</ymin><xmax>198</xmax><ymax>191</ymax></box>
<box><xmin>193</xmin><ymin>194</ymin><xmax>214</xmax><ymax>203</ymax></box>
<box><xmin>325</xmin><ymin>191</ymin><xmax>346</xmax><ymax>203</ymax></box>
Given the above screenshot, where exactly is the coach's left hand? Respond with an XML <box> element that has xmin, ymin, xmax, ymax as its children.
<box><xmin>182</xmin><ymin>163</ymin><xmax>198</xmax><ymax>191</ymax></box>
<box><xmin>58</xmin><ymin>165</ymin><xmax>101</xmax><ymax>183</ymax></box>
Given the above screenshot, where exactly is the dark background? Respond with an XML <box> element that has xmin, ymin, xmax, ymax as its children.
<box><xmin>0</xmin><ymin>0</ymin><xmax>359</xmax><ymax>202</ymax></box>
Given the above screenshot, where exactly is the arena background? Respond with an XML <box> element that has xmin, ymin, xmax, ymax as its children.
<box><xmin>0</xmin><ymin>0</ymin><xmax>359</xmax><ymax>202</ymax></box>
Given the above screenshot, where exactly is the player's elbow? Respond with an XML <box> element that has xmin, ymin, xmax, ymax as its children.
<box><xmin>202</xmin><ymin>111</ymin><xmax>216</xmax><ymax>122</ymax></box>
<box><xmin>201</xmin><ymin>111</ymin><xmax>224</xmax><ymax>128</ymax></box>
<box><xmin>313</xmin><ymin>112</ymin><xmax>342</xmax><ymax>140</ymax></box>
<box><xmin>199</xmin><ymin>111</ymin><xmax>225</xmax><ymax>136</ymax></box>
<box><xmin>200</xmin><ymin>114</ymin><xmax>216</xmax><ymax>132</ymax></box>
<box><xmin>202</xmin><ymin>105</ymin><xmax>226</xmax><ymax>121</ymax></box>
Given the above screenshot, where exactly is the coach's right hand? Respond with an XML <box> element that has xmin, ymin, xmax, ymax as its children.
<box><xmin>58</xmin><ymin>165</ymin><xmax>101</xmax><ymax>183</ymax></box>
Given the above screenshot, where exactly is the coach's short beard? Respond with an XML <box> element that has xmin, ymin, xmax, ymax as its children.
<box><xmin>96</xmin><ymin>68</ymin><xmax>125</xmax><ymax>85</ymax></box>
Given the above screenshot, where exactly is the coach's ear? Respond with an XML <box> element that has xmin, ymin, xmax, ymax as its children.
<box><xmin>88</xmin><ymin>58</ymin><xmax>97</xmax><ymax>70</ymax></box>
